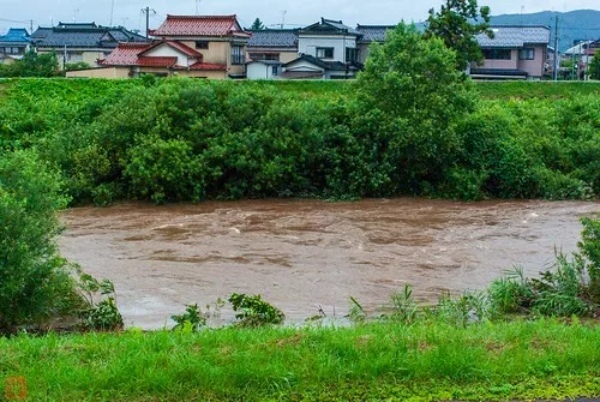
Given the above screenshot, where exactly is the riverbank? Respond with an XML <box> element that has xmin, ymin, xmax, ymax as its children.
<box><xmin>1</xmin><ymin>319</ymin><xmax>599</xmax><ymax>401</ymax></box>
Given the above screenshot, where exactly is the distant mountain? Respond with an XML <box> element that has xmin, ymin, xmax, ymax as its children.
<box><xmin>491</xmin><ymin>9</ymin><xmax>600</xmax><ymax>52</ymax></box>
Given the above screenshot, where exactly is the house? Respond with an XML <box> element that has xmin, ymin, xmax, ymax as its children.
<box><xmin>472</xmin><ymin>25</ymin><xmax>550</xmax><ymax>80</ymax></box>
<box><xmin>280</xmin><ymin>54</ymin><xmax>360</xmax><ymax>79</ymax></box>
<box><xmin>355</xmin><ymin>25</ymin><xmax>394</xmax><ymax>64</ymax></box>
<box><xmin>148</xmin><ymin>15</ymin><xmax>251</xmax><ymax>78</ymax></box>
<box><xmin>31</xmin><ymin>22</ymin><xmax>147</xmax><ymax>69</ymax></box>
<box><xmin>247</xmin><ymin>29</ymin><xmax>298</xmax><ymax>63</ymax></box>
<box><xmin>246</xmin><ymin>60</ymin><xmax>283</xmax><ymax>80</ymax></box>
<box><xmin>0</xmin><ymin>28</ymin><xmax>31</xmax><ymax>64</ymax></box>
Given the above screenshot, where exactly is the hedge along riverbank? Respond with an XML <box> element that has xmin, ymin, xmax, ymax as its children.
<box><xmin>0</xmin><ymin>319</ymin><xmax>599</xmax><ymax>401</ymax></box>
<box><xmin>1</xmin><ymin>77</ymin><xmax>600</xmax><ymax>205</ymax></box>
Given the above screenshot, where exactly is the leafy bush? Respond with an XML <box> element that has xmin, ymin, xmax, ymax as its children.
<box><xmin>171</xmin><ymin>304</ymin><xmax>206</xmax><ymax>332</ymax></box>
<box><xmin>0</xmin><ymin>151</ymin><xmax>82</xmax><ymax>334</ymax></box>
<box><xmin>228</xmin><ymin>293</ymin><xmax>285</xmax><ymax>327</ymax></box>
<box><xmin>76</xmin><ymin>271</ymin><xmax>123</xmax><ymax>331</ymax></box>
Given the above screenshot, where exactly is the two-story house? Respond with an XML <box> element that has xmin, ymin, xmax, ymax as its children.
<box><xmin>70</xmin><ymin>15</ymin><xmax>251</xmax><ymax>79</ymax></box>
<box><xmin>0</xmin><ymin>28</ymin><xmax>31</xmax><ymax>65</ymax></box>
<box><xmin>281</xmin><ymin>18</ymin><xmax>362</xmax><ymax>79</ymax></box>
<box><xmin>31</xmin><ymin>22</ymin><xmax>147</xmax><ymax>69</ymax></box>
<box><xmin>472</xmin><ymin>25</ymin><xmax>550</xmax><ymax>80</ymax></box>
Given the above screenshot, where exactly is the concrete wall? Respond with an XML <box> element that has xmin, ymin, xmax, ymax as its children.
<box><xmin>298</xmin><ymin>35</ymin><xmax>357</xmax><ymax>62</ymax></box>
<box><xmin>247</xmin><ymin>62</ymin><xmax>281</xmax><ymax>80</ymax></box>
<box><xmin>172</xmin><ymin>70</ymin><xmax>227</xmax><ymax>79</ymax></box>
<box><xmin>66</xmin><ymin>67</ymin><xmax>130</xmax><ymax>78</ymax></box>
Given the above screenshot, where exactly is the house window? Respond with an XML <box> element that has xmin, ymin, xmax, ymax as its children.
<box><xmin>249</xmin><ymin>53</ymin><xmax>280</xmax><ymax>61</ymax></box>
<box><xmin>482</xmin><ymin>49</ymin><xmax>512</xmax><ymax>60</ymax></box>
<box><xmin>271</xmin><ymin>65</ymin><xmax>278</xmax><ymax>76</ymax></box>
<box><xmin>195</xmin><ymin>41</ymin><xmax>209</xmax><ymax>50</ymax></box>
<box><xmin>231</xmin><ymin>45</ymin><xmax>244</xmax><ymax>65</ymax></box>
<box><xmin>5</xmin><ymin>47</ymin><xmax>22</xmax><ymax>54</ymax></box>
<box><xmin>316</xmin><ymin>47</ymin><xmax>334</xmax><ymax>59</ymax></box>
<box><xmin>345</xmin><ymin>47</ymin><xmax>358</xmax><ymax>63</ymax></box>
<box><xmin>68</xmin><ymin>52</ymin><xmax>84</xmax><ymax>62</ymax></box>
<box><xmin>519</xmin><ymin>48</ymin><xmax>535</xmax><ymax>60</ymax></box>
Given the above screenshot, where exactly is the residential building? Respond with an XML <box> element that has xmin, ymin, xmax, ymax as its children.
<box><xmin>472</xmin><ymin>25</ymin><xmax>550</xmax><ymax>80</ymax></box>
<box><xmin>355</xmin><ymin>25</ymin><xmax>394</xmax><ymax>64</ymax></box>
<box><xmin>246</xmin><ymin>60</ymin><xmax>283</xmax><ymax>80</ymax></box>
<box><xmin>279</xmin><ymin>18</ymin><xmax>362</xmax><ymax>79</ymax></box>
<box><xmin>148</xmin><ymin>15</ymin><xmax>251</xmax><ymax>78</ymax></box>
<box><xmin>0</xmin><ymin>28</ymin><xmax>31</xmax><ymax>64</ymax></box>
<box><xmin>247</xmin><ymin>29</ymin><xmax>298</xmax><ymax>63</ymax></box>
<box><xmin>31</xmin><ymin>22</ymin><xmax>147</xmax><ymax>68</ymax></box>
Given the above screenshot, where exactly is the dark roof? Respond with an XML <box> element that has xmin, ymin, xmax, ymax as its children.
<box><xmin>31</xmin><ymin>23</ymin><xmax>147</xmax><ymax>49</ymax></box>
<box><xmin>246</xmin><ymin>59</ymin><xmax>283</xmax><ymax>66</ymax></box>
<box><xmin>476</xmin><ymin>25</ymin><xmax>550</xmax><ymax>48</ymax></box>
<box><xmin>356</xmin><ymin>25</ymin><xmax>395</xmax><ymax>43</ymax></box>
<box><xmin>0</xmin><ymin>28</ymin><xmax>30</xmax><ymax>44</ymax></box>
<box><xmin>300</xmin><ymin>17</ymin><xmax>361</xmax><ymax>36</ymax></box>
<box><xmin>283</xmin><ymin>53</ymin><xmax>361</xmax><ymax>71</ymax></box>
<box><xmin>247</xmin><ymin>29</ymin><xmax>297</xmax><ymax>48</ymax></box>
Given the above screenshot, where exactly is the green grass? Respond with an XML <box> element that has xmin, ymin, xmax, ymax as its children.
<box><xmin>1</xmin><ymin>319</ymin><xmax>599</xmax><ymax>401</ymax></box>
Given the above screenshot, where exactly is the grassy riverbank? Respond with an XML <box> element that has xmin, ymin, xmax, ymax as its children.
<box><xmin>1</xmin><ymin>319</ymin><xmax>599</xmax><ymax>401</ymax></box>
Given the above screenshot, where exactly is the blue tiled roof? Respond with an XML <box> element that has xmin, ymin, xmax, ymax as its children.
<box><xmin>248</xmin><ymin>29</ymin><xmax>297</xmax><ymax>48</ymax></box>
<box><xmin>31</xmin><ymin>23</ymin><xmax>147</xmax><ymax>49</ymax></box>
<box><xmin>476</xmin><ymin>25</ymin><xmax>550</xmax><ymax>48</ymax></box>
<box><xmin>0</xmin><ymin>28</ymin><xmax>30</xmax><ymax>44</ymax></box>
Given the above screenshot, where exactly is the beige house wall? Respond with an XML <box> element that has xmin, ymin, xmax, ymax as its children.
<box><xmin>178</xmin><ymin>40</ymin><xmax>230</xmax><ymax>65</ymax></box>
<box><xmin>279</xmin><ymin>51</ymin><xmax>299</xmax><ymax>63</ymax></box>
<box><xmin>66</xmin><ymin>67</ymin><xmax>130</xmax><ymax>78</ymax></box>
<box><xmin>38</xmin><ymin>48</ymin><xmax>108</xmax><ymax>68</ymax></box>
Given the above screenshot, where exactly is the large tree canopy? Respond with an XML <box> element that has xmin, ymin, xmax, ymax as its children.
<box><xmin>424</xmin><ymin>0</ymin><xmax>493</xmax><ymax>71</ymax></box>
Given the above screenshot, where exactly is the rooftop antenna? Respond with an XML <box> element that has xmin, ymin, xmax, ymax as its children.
<box><xmin>520</xmin><ymin>6</ymin><xmax>525</xmax><ymax>25</ymax></box>
<box><xmin>280</xmin><ymin>10</ymin><xmax>287</xmax><ymax>29</ymax></box>
<box><xmin>196</xmin><ymin>0</ymin><xmax>201</xmax><ymax>15</ymax></box>
<box><xmin>73</xmin><ymin>9</ymin><xmax>79</xmax><ymax>23</ymax></box>
<box><xmin>110</xmin><ymin>0</ymin><xmax>115</xmax><ymax>26</ymax></box>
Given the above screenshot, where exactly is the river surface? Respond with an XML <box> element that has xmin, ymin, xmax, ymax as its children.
<box><xmin>58</xmin><ymin>199</ymin><xmax>599</xmax><ymax>329</ymax></box>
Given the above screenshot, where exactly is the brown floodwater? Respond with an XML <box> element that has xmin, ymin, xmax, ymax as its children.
<box><xmin>58</xmin><ymin>199</ymin><xmax>599</xmax><ymax>329</ymax></box>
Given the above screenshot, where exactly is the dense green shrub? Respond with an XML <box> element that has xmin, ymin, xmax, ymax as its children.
<box><xmin>0</xmin><ymin>151</ymin><xmax>80</xmax><ymax>333</ymax></box>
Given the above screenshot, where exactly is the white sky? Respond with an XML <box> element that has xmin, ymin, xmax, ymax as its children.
<box><xmin>0</xmin><ymin>0</ymin><xmax>598</xmax><ymax>33</ymax></box>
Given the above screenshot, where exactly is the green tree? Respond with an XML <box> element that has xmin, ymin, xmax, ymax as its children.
<box><xmin>0</xmin><ymin>151</ymin><xmax>78</xmax><ymax>333</ymax></box>
<box><xmin>424</xmin><ymin>0</ymin><xmax>493</xmax><ymax>71</ymax></box>
<box><xmin>1</xmin><ymin>49</ymin><xmax>60</xmax><ymax>78</ymax></box>
<box><xmin>250</xmin><ymin>18</ymin><xmax>265</xmax><ymax>30</ymax></box>
<box><xmin>356</xmin><ymin>23</ymin><xmax>475</xmax><ymax>193</ymax></box>
<box><xmin>588</xmin><ymin>56</ymin><xmax>600</xmax><ymax>80</ymax></box>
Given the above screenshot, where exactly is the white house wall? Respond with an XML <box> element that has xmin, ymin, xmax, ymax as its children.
<box><xmin>284</xmin><ymin>60</ymin><xmax>325</xmax><ymax>73</ymax></box>
<box><xmin>298</xmin><ymin>35</ymin><xmax>356</xmax><ymax>62</ymax></box>
<box><xmin>247</xmin><ymin>63</ymin><xmax>270</xmax><ymax>79</ymax></box>
<box><xmin>143</xmin><ymin>44</ymin><xmax>190</xmax><ymax>67</ymax></box>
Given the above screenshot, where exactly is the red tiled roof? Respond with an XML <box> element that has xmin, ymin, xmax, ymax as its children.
<box><xmin>137</xmin><ymin>56</ymin><xmax>177</xmax><ymax>67</ymax></box>
<box><xmin>149</xmin><ymin>15</ymin><xmax>250</xmax><ymax>37</ymax></box>
<box><xmin>163</xmin><ymin>41</ymin><xmax>201</xmax><ymax>57</ymax></box>
<box><xmin>100</xmin><ymin>42</ymin><xmax>148</xmax><ymax>66</ymax></box>
<box><xmin>187</xmin><ymin>61</ymin><xmax>227</xmax><ymax>71</ymax></box>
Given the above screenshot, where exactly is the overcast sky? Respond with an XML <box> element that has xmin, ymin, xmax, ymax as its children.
<box><xmin>1</xmin><ymin>0</ymin><xmax>598</xmax><ymax>33</ymax></box>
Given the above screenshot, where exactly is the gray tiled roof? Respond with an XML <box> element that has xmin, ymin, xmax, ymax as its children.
<box><xmin>356</xmin><ymin>25</ymin><xmax>395</xmax><ymax>43</ymax></box>
<box><xmin>248</xmin><ymin>29</ymin><xmax>298</xmax><ymax>48</ymax></box>
<box><xmin>476</xmin><ymin>25</ymin><xmax>550</xmax><ymax>48</ymax></box>
<box><xmin>31</xmin><ymin>24</ymin><xmax>147</xmax><ymax>49</ymax></box>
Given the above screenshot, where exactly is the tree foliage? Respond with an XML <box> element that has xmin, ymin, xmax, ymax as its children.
<box><xmin>0</xmin><ymin>151</ymin><xmax>78</xmax><ymax>333</ymax></box>
<box><xmin>250</xmin><ymin>18</ymin><xmax>265</xmax><ymax>30</ymax></box>
<box><xmin>0</xmin><ymin>49</ymin><xmax>60</xmax><ymax>78</ymax></box>
<box><xmin>589</xmin><ymin>56</ymin><xmax>600</xmax><ymax>80</ymax></box>
<box><xmin>424</xmin><ymin>0</ymin><xmax>493</xmax><ymax>71</ymax></box>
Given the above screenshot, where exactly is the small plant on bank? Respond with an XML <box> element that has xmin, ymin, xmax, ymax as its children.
<box><xmin>171</xmin><ymin>304</ymin><xmax>206</xmax><ymax>332</ymax></box>
<box><xmin>76</xmin><ymin>269</ymin><xmax>123</xmax><ymax>331</ymax></box>
<box><xmin>348</xmin><ymin>296</ymin><xmax>368</xmax><ymax>323</ymax></box>
<box><xmin>228</xmin><ymin>293</ymin><xmax>285</xmax><ymax>327</ymax></box>
<box><xmin>388</xmin><ymin>284</ymin><xmax>419</xmax><ymax>324</ymax></box>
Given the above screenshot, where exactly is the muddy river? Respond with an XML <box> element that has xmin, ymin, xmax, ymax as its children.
<box><xmin>58</xmin><ymin>199</ymin><xmax>599</xmax><ymax>328</ymax></box>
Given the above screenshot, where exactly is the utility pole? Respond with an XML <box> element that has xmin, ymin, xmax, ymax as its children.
<box><xmin>141</xmin><ymin>7</ymin><xmax>156</xmax><ymax>38</ymax></box>
<box><xmin>29</xmin><ymin>20</ymin><xmax>33</xmax><ymax>33</ymax></box>
<box><xmin>110</xmin><ymin>0</ymin><xmax>115</xmax><ymax>26</ymax></box>
<box><xmin>553</xmin><ymin>15</ymin><xmax>559</xmax><ymax>81</ymax></box>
